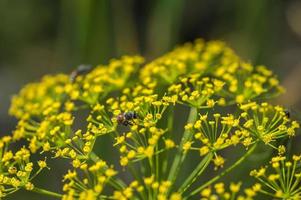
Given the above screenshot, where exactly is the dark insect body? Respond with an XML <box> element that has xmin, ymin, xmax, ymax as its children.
<box><xmin>284</xmin><ymin>107</ymin><xmax>301</xmax><ymax>121</ymax></box>
<box><xmin>70</xmin><ymin>65</ymin><xmax>92</xmax><ymax>82</ymax></box>
<box><xmin>284</xmin><ymin>110</ymin><xmax>290</xmax><ymax>118</ymax></box>
<box><xmin>116</xmin><ymin>111</ymin><xmax>138</xmax><ymax>126</ymax></box>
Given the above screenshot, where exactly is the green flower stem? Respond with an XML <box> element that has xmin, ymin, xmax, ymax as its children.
<box><xmin>155</xmin><ymin>145</ymin><xmax>159</xmax><ymax>181</ymax></box>
<box><xmin>162</xmin><ymin>107</ymin><xmax>175</xmax><ymax>179</ymax></box>
<box><xmin>128</xmin><ymin>164</ymin><xmax>147</xmax><ymax>200</ymax></box>
<box><xmin>32</xmin><ymin>187</ymin><xmax>62</xmax><ymax>198</ymax></box>
<box><xmin>89</xmin><ymin>150</ymin><xmax>101</xmax><ymax>162</ymax></box>
<box><xmin>178</xmin><ymin>152</ymin><xmax>213</xmax><ymax>193</ymax></box>
<box><xmin>167</xmin><ymin>106</ymin><xmax>174</xmax><ymax>132</ymax></box>
<box><xmin>186</xmin><ymin>143</ymin><xmax>258</xmax><ymax>198</ymax></box>
<box><xmin>167</xmin><ymin>107</ymin><xmax>198</xmax><ymax>191</ymax></box>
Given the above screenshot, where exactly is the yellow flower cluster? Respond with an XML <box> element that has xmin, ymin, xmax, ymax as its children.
<box><xmin>250</xmin><ymin>155</ymin><xmax>301</xmax><ymax>199</ymax></box>
<box><xmin>200</xmin><ymin>182</ymin><xmax>259</xmax><ymax>200</ymax></box>
<box><xmin>112</xmin><ymin>178</ymin><xmax>182</xmax><ymax>200</ymax></box>
<box><xmin>168</xmin><ymin>74</ymin><xmax>224</xmax><ymax>108</ymax></box>
<box><xmin>0</xmin><ymin>136</ymin><xmax>47</xmax><ymax>197</ymax></box>
<box><xmin>69</xmin><ymin>56</ymin><xmax>144</xmax><ymax>104</ymax></box>
<box><xmin>1</xmin><ymin>39</ymin><xmax>298</xmax><ymax>199</ymax></box>
<box><xmin>62</xmin><ymin>160</ymin><xmax>117</xmax><ymax>200</ymax></box>
<box><xmin>9</xmin><ymin>74</ymin><xmax>69</xmax><ymax>119</ymax></box>
<box><xmin>110</xmin><ymin>96</ymin><xmax>171</xmax><ymax>166</ymax></box>
<box><xmin>10</xmin><ymin>56</ymin><xmax>145</xmax><ymax>160</ymax></box>
<box><xmin>140</xmin><ymin>39</ymin><xmax>283</xmax><ymax>104</ymax></box>
<box><xmin>239</xmin><ymin>102</ymin><xmax>300</xmax><ymax>147</ymax></box>
<box><xmin>182</xmin><ymin>101</ymin><xmax>300</xmax><ymax>169</ymax></box>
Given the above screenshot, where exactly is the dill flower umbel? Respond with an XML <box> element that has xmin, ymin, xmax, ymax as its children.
<box><xmin>0</xmin><ymin>136</ymin><xmax>47</xmax><ymax>197</ymax></box>
<box><xmin>250</xmin><ymin>155</ymin><xmax>301</xmax><ymax>199</ymax></box>
<box><xmin>0</xmin><ymin>39</ymin><xmax>298</xmax><ymax>199</ymax></box>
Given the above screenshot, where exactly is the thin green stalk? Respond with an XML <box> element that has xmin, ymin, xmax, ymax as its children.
<box><xmin>186</xmin><ymin>143</ymin><xmax>258</xmax><ymax>198</ymax></box>
<box><xmin>162</xmin><ymin>107</ymin><xmax>175</xmax><ymax>179</ymax></box>
<box><xmin>128</xmin><ymin>163</ymin><xmax>147</xmax><ymax>200</ymax></box>
<box><xmin>167</xmin><ymin>106</ymin><xmax>174</xmax><ymax>132</ymax></box>
<box><xmin>289</xmin><ymin>161</ymin><xmax>297</xmax><ymax>190</ymax></box>
<box><xmin>32</xmin><ymin>187</ymin><xmax>62</xmax><ymax>198</ymax></box>
<box><xmin>178</xmin><ymin>152</ymin><xmax>213</xmax><ymax>193</ymax></box>
<box><xmin>89</xmin><ymin>151</ymin><xmax>101</xmax><ymax>162</ymax></box>
<box><xmin>156</xmin><ymin>144</ymin><xmax>159</xmax><ymax>181</ymax></box>
<box><xmin>167</xmin><ymin>107</ymin><xmax>198</xmax><ymax>190</ymax></box>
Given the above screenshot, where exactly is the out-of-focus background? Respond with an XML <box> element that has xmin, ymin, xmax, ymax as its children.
<box><xmin>1</xmin><ymin>0</ymin><xmax>301</xmax><ymax>199</ymax></box>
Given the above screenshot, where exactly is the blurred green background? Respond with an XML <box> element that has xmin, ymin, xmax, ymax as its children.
<box><xmin>1</xmin><ymin>0</ymin><xmax>301</xmax><ymax>199</ymax></box>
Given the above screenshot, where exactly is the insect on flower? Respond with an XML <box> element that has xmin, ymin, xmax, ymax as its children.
<box><xmin>116</xmin><ymin>111</ymin><xmax>138</xmax><ymax>126</ymax></box>
<box><xmin>284</xmin><ymin>107</ymin><xmax>301</xmax><ymax>121</ymax></box>
<box><xmin>284</xmin><ymin>109</ymin><xmax>290</xmax><ymax>118</ymax></box>
<box><xmin>70</xmin><ymin>64</ymin><xmax>92</xmax><ymax>82</ymax></box>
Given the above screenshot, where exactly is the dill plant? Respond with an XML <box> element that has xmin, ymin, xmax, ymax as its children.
<box><xmin>1</xmin><ymin>39</ymin><xmax>300</xmax><ymax>199</ymax></box>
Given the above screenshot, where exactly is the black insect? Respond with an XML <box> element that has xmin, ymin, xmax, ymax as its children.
<box><xmin>116</xmin><ymin>111</ymin><xmax>138</xmax><ymax>126</ymax></box>
<box><xmin>284</xmin><ymin>107</ymin><xmax>301</xmax><ymax>121</ymax></box>
<box><xmin>70</xmin><ymin>64</ymin><xmax>92</xmax><ymax>82</ymax></box>
<box><xmin>284</xmin><ymin>109</ymin><xmax>290</xmax><ymax>118</ymax></box>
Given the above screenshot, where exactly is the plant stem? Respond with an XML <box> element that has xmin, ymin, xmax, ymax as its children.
<box><xmin>32</xmin><ymin>187</ymin><xmax>62</xmax><ymax>198</ymax></box>
<box><xmin>167</xmin><ymin>106</ymin><xmax>174</xmax><ymax>132</ymax></box>
<box><xmin>178</xmin><ymin>152</ymin><xmax>213</xmax><ymax>193</ymax></box>
<box><xmin>167</xmin><ymin>107</ymin><xmax>198</xmax><ymax>192</ymax></box>
<box><xmin>162</xmin><ymin>107</ymin><xmax>175</xmax><ymax>179</ymax></box>
<box><xmin>89</xmin><ymin>151</ymin><xmax>101</xmax><ymax>162</ymax></box>
<box><xmin>186</xmin><ymin>143</ymin><xmax>258</xmax><ymax>198</ymax></box>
